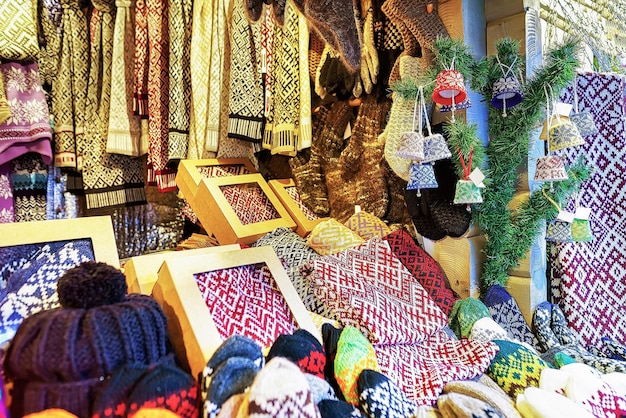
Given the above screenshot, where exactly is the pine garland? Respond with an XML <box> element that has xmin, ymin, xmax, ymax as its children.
<box><xmin>470</xmin><ymin>38</ymin><xmax>588</xmax><ymax>292</ymax></box>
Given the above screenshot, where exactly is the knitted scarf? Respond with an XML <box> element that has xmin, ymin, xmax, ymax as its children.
<box><xmin>52</xmin><ymin>0</ymin><xmax>89</xmax><ymax>170</ymax></box>
<box><xmin>11</xmin><ymin>155</ymin><xmax>48</xmax><ymax>222</ymax></box>
<box><xmin>297</xmin><ymin>12</ymin><xmax>312</xmax><ymax>151</ymax></box>
<box><xmin>146</xmin><ymin>0</ymin><xmax>174</xmax><ymax>191</ymax></box>
<box><xmin>227</xmin><ymin>0</ymin><xmax>265</xmax><ymax>144</ymax></box>
<box><xmin>261</xmin><ymin>8</ymin><xmax>276</xmax><ymax>151</ymax></box>
<box><xmin>81</xmin><ymin>0</ymin><xmax>146</xmax><ymax>212</ymax></box>
<box><xmin>0</xmin><ymin>61</ymin><xmax>53</xmax><ymax>166</ymax></box>
<box><xmin>266</xmin><ymin>1</ymin><xmax>300</xmax><ymax>156</ymax></box>
<box><xmin>106</xmin><ymin>0</ymin><xmax>145</xmax><ymax>157</ymax></box>
<box><xmin>0</xmin><ymin>0</ymin><xmax>40</xmax><ymax>61</ymax></box>
<box><xmin>167</xmin><ymin>0</ymin><xmax>192</xmax><ymax>160</ymax></box>
<box><xmin>187</xmin><ymin>0</ymin><xmax>226</xmax><ymax>158</ymax></box>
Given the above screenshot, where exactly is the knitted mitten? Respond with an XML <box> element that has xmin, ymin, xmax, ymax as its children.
<box><xmin>244</xmin><ymin>0</ymin><xmax>264</xmax><ymax>22</ymax></box>
<box><xmin>550</xmin><ymin>303</ymin><xmax>580</xmax><ymax>347</ymax></box>
<box><xmin>357</xmin><ymin>369</ymin><xmax>419</xmax><ymax>418</ymax></box>
<box><xmin>532</xmin><ymin>301</ymin><xmax>561</xmax><ymax>353</ymax></box>
<box><xmin>334</xmin><ymin>326</ymin><xmax>379</xmax><ymax>405</ymax></box>
<box><xmin>599</xmin><ymin>336</ymin><xmax>626</xmax><ymax>361</ymax></box>
<box><xmin>484</xmin><ymin>284</ymin><xmax>536</xmax><ymax>348</ymax></box>
<box><xmin>304</xmin><ymin>0</ymin><xmax>361</xmax><ymax>73</ymax></box>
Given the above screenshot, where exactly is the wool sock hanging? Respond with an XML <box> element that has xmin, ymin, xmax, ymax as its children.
<box><xmin>244</xmin><ymin>0</ymin><xmax>264</xmax><ymax>22</ymax></box>
<box><xmin>304</xmin><ymin>0</ymin><xmax>361</xmax><ymax>73</ymax></box>
<box><xmin>227</xmin><ymin>0</ymin><xmax>265</xmax><ymax>144</ymax></box>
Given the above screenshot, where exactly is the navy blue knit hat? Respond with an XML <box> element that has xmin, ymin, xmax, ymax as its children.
<box><xmin>266</xmin><ymin>329</ymin><xmax>326</xmax><ymax>379</ymax></box>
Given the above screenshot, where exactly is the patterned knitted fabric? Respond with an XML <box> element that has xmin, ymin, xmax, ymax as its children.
<box><xmin>52</xmin><ymin>0</ymin><xmax>89</xmax><ymax>170</ymax></box>
<box><xmin>383</xmin><ymin>229</ymin><xmax>459</xmax><ymax>316</ymax></box>
<box><xmin>251</xmin><ymin>226</ymin><xmax>320</xmax><ymax>270</ymax></box>
<box><xmin>469</xmin><ymin>317</ymin><xmax>513</xmax><ymax>343</ymax></box>
<box><xmin>448</xmin><ymin>297</ymin><xmax>491</xmax><ymax>340</ymax></box>
<box><xmin>167</xmin><ymin>0</ymin><xmax>192</xmax><ymax>160</ymax></box>
<box><xmin>194</xmin><ymin>263</ymin><xmax>297</xmax><ymax>349</ymax></box>
<box><xmin>106</xmin><ymin>0</ymin><xmax>145</xmax><ymax>157</ymax></box>
<box><xmin>82</xmin><ymin>0</ymin><xmax>147</xmax><ymax>211</ymax></box>
<box><xmin>305</xmin><ymin>237</ymin><xmax>448</xmax><ymax>345</ymax></box>
<box><xmin>0</xmin><ymin>71</ymin><xmax>10</xmax><ymax>125</ymax></box>
<box><xmin>37</xmin><ymin>0</ymin><xmax>61</xmax><ymax>88</ymax></box>
<box><xmin>0</xmin><ymin>162</ymin><xmax>13</xmax><ymax>223</ymax></box>
<box><xmin>0</xmin><ymin>240</ymin><xmax>94</xmax><ymax>346</ymax></box>
<box><xmin>227</xmin><ymin>0</ymin><xmax>265</xmax><ymax>144</ymax></box>
<box><xmin>357</xmin><ymin>369</ymin><xmax>420</xmax><ymax>417</ymax></box>
<box><xmin>297</xmin><ymin>12</ymin><xmax>312</xmax><ymax>151</ymax></box>
<box><xmin>334</xmin><ymin>326</ymin><xmax>380</xmax><ymax>405</ymax></box>
<box><xmin>203</xmin><ymin>356</ymin><xmax>259</xmax><ymax>418</ymax></box>
<box><xmin>484</xmin><ymin>284</ymin><xmax>536</xmax><ymax>348</ymax></box>
<box><xmin>240</xmin><ymin>357</ymin><xmax>322</xmax><ymax>417</ymax></box>
<box><xmin>219</xmin><ymin>184</ymin><xmax>279</xmax><ymax>225</ymax></box>
<box><xmin>4</xmin><ymin>291</ymin><xmax>169</xmax><ymax>417</ymax></box>
<box><xmin>344</xmin><ymin>211</ymin><xmax>392</xmax><ymax>240</ymax></box>
<box><xmin>0</xmin><ymin>61</ymin><xmax>53</xmax><ymax>166</ymax></box>
<box><xmin>317</xmin><ymin>399</ymin><xmax>364</xmax><ymax>418</ymax></box>
<box><xmin>381</xmin><ymin>92</ymin><xmax>418</xmax><ymax>181</ymax></box>
<box><xmin>0</xmin><ymin>0</ymin><xmax>40</xmax><ymax>60</ymax></box>
<box><xmin>306</xmin><ymin>219</ymin><xmax>365</xmax><ymax>256</ymax></box>
<box><xmin>486</xmin><ymin>339</ymin><xmax>551</xmax><ymax>399</ymax></box>
<box><xmin>443</xmin><ymin>380</ymin><xmax>522</xmax><ymax>418</ymax></box>
<box><xmin>10</xmin><ymin>155</ymin><xmax>48</xmax><ymax>222</ymax></box>
<box><xmin>374</xmin><ymin>328</ymin><xmax>499</xmax><ymax>406</ymax></box>
<box><xmin>264</xmin><ymin>2</ymin><xmax>301</xmax><ymax>156</ymax></box>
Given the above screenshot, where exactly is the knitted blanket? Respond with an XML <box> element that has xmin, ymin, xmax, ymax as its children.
<box><xmin>550</xmin><ymin>72</ymin><xmax>626</xmax><ymax>347</ymax></box>
<box><xmin>81</xmin><ymin>1</ymin><xmax>146</xmax><ymax>212</ymax></box>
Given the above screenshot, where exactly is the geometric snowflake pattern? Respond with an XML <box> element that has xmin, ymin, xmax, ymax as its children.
<box><xmin>219</xmin><ymin>184</ymin><xmax>279</xmax><ymax>225</ymax></box>
<box><xmin>194</xmin><ymin>262</ymin><xmax>297</xmax><ymax>349</ymax></box>
<box><xmin>307</xmin><ymin>238</ymin><xmax>448</xmax><ymax>345</ymax></box>
<box><xmin>374</xmin><ymin>329</ymin><xmax>498</xmax><ymax>406</ymax></box>
<box><xmin>285</xmin><ymin>185</ymin><xmax>319</xmax><ymax>221</ymax></box>
<box><xmin>551</xmin><ymin>72</ymin><xmax>626</xmax><ymax>347</ymax></box>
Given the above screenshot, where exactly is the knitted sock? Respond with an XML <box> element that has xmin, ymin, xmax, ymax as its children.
<box><xmin>380</xmin><ymin>2</ymin><xmax>421</xmax><ymax>87</ymax></box>
<box><xmin>357</xmin><ymin>369</ymin><xmax>419</xmax><ymax>418</ymax></box>
<box><xmin>483</xmin><ymin>284</ymin><xmax>536</xmax><ymax>349</ymax></box>
<box><xmin>443</xmin><ymin>380</ymin><xmax>522</xmax><ymax>418</ymax></box>
<box><xmin>317</xmin><ymin>399</ymin><xmax>364</xmax><ymax>418</ymax></box>
<box><xmin>203</xmin><ymin>335</ymin><xmax>264</xmax><ymax>376</ymax></box>
<box><xmin>204</xmin><ymin>357</ymin><xmax>260</xmax><ymax>417</ymax></box>
<box><xmin>437</xmin><ymin>393</ymin><xmax>503</xmax><ymax>418</ymax></box>
<box><xmin>334</xmin><ymin>326</ymin><xmax>379</xmax><ymax>405</ymax></box>
<box><xmin>550</xmin><ymin>304</ymin><xmax>580</xmax><ymax>347</ymax></box>
<box><xmin>304</xmin><ymin>0</ymin><xmax>361</xmax><ymax>73</ymax></box>
<box><xmin>562</xmin><ymin>365</ymin><xmax>626</xmax><ymax>418</ymax></box>
<box><xmin>271</xmin><ymin>0</ymin><xmax>286</xmax><ymax>26</ymax></box>
<box><xmin>380</xmin><ymin>0</ymin><xmax>448</xmax><ymax>66</ymax></box>
<box><xmin>355</xmin><ymin>96</ymin><xmax>392</xmax><ymax>218</ymax></box>
<box><xmin>304</xmin><ymin>374</ymin><xmax>338</xmax><ymax>404</ymax></box>
<box><xmin>486</xmin><ymin>340</ymin><xmax>551</xmax><ymax>399</ymax></box>
<box><xmin>266</xmin><ymin>329</ymin><xmax>326</xmax><ymax>379</ymax></box>
<box><xmin>531</xmin><ymin>301</ymin><xmax>561</xmax><ymax>353</ymax></box>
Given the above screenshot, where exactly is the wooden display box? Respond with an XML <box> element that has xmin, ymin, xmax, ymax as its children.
<box><xmin>268</xmin><ymin>179</ymin><xmax>327</xmax><ymax>237</ymax></box>
<box><xmin>152</xmin><ymin>245</ymin><xmax>320</xmax><ymax>378</ymax></box>
<box><xmin>124</xmin><ymin>244</ymin><xmax>240</xmax><ymax>295</ymax></box>
<box><xmin>506</xmin><ymin>274</ymin><xmax>547</xmax><ymax>326</ymax></box>
<box><xmin>175</xmin><ymin>158</ymin><xmax>257</xmax><ymax>206</ymax></box>
<box><xmin>0</xmin><ymin>216</ymin><xmax>120</xmax><ymax>267</ymax></box>
<box><xmin>194</xmin><ymin>173</ymin><xmax>296</xmax><ymax>245</ymax></box>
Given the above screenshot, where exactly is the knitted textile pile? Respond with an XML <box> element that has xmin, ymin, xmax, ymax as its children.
<box><xmin>2</xmin><ymin>261</ymin><xmax>176</xmax><ymax>417</ymax></box>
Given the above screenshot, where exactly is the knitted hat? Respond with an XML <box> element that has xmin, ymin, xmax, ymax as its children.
<box><xmin>91</xmin><ymin>362</ymin><xmax>154</xmax><ymax>418</ymax></box>
<box><xmin>334</xmin><ymin>326</ymin><xmax>380</xmax><ymax>405</ymax></box>
<box><xmin>437</xmin><ymin>392</ymin><xmax>503</xmax><ymax>418</ymax></box>
<box><xmin>204</xmin><ymin>357</ymin><xmax>261</xmax><ymax>417</ymax></box>
<box><xmin>357</xmin><ymin>369</ymin><xmax>419</xmax><ymax>418</ymax></box>
<box><xmin>305</xmin><ymin>374</ymin><xmax>338</xmax><ymax>404</ymax></box>
<box><xmin>443</xmin><ymin>380</ymin><xmax>522</xmax><ymax>418</ymax></box>
<box><xmin>516</xmin><ymin>387</ymin><xmax>595</xmax><ymax>418</ymax></box>
<box><xmin>486</xmin><ymin>339</ymin><xmax>551</xmax><ymax>398</ymax></box>
<box><xmin>483</xmin><ymin>284</ymin><xmax>536</xmax><ymax>348</ymax></box>
<box><xmin>448</xmin><ymin>297</ymin><xmax>491</xmax><ymax>339</ymax></box>
<box><xmin>4</xmin><ymin>261</ymin><xmax>169</xmax><ymax>417</ymax></box>
<box><xmin>266</xmin><ymin>329</ymin><xmax>326</xmax><ymax>379</ymax></box>
<box><xmin>304</xmin><ymin>0</ymin><xmax>361</xmax><ymax>73</ymax></box>
<box><xmin>241</xmin><ymin>357</ymin><xmax>322</xmax><ymax>417</ymax></box>
<box><xmin>317</xmin><ymin>399</ymin><xmax>364</xmax><ymax>418</ymax></box>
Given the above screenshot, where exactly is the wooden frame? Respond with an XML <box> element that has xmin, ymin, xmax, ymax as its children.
<box><xmin>124</xmin><ymin>244</ymin><xmax>241</xmax><ymax>295</ymax></box>
<box><xmin>0</xmin><ymin>216</ymin><xmax>120</xmax><ymax>267</ymax></box>
<box><xmin>175</xmin><ymin>158</ymin><xmax>257</xmax><ymax>206</ymax></box>
<box><xmin>152</xmin><ymin>245</ymin><xmax>320</xmax><ymax>378</ymax></box>
<box><xmin>195</xmin><ymin>173</ymin><xmax>296</xmax><ymax>245</ymax></box>
<box><xmin>268</xmin><ymin>179</ymin><xmax>328</xmax><ymax>237</ymax></box>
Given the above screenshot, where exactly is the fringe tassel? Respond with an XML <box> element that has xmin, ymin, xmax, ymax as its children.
<box><xmin>106</xmin><ymin>130</ymin><xmax>143</xmax><ymax>156</ymax></box>
<box><xmin>262</xmin><ymin>122</ymin><xmax>273</xmax><ymax>150</ymax></box>
<box><xmin>271</xmin><ymin>123</ymin><xmax>296</xmax><ymax>156</ymax></box>
<box><xmin>205</xmin><ymin>127</ymin><xmax>219</xmax><ymax>153</ymax></box>
<box><xmin>297</xmin><ymin>116</ymin><xmax>312</xmax><ymax>151</ymax></box>
<box><xmin>227</xmin><ymin>115</ymin><xmax>264</xmax><ymax>143</ymax></box>
<box><xmin>85</xmin><ymin>186</ymin><xmax>147</xmax><ymax>210</ymax></box>
<box><xmin>133</xmin><ymin>94</ymin><xmax>149</xmax><ymax>116</ymax></box>
<box><xmin>155</xmin><ymin>169</ymin><xmax>177</xmax><ymax>193</ymax></box>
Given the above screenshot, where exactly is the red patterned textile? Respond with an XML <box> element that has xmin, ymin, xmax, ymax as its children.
<box><xmin>383</xmin><ymin>229</ymin><xmax>459</xmax><ymax>316</ymax></box>
<box><xmin>197</xmin><ymin>164</ymin><xmax>252</xmax><ymax>178</ymax></box>
<box><xmin>194</xmin><ymin>263</ymin><xmax>297</xmax><ymax>348</ymax></box>
<box><xmin>550</xmin><ymin>72</ymin><xmax>626</xmax><ymax>347</ymax></box>
<box><xmin>285</xmin><ymin>185</ymin><xmax>319</xmax><ymax>221</ymax></box>
<box><xmin>374</xmin><ymin>329</ymin><xmax>498</xmax><ymax>406</ymax></box>
<box><xmin>308</xmin><ymin>238</ymin><xmax>448</xmax><ymax>345</ymax></box>
<box><xmin>219</xmin><ymin>184</ymin><xmax>279</xmax><ymax>225</ymax></box>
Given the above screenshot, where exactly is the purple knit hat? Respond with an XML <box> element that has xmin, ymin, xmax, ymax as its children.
<box><xmin>3</xmin><ymin>261</ymin><xmax>169</xmax><ymax>417</ymax></box>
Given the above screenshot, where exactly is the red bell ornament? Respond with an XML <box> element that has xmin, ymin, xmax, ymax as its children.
<box><xmin>432</xmin><ymin>69</ymin><xmax>467</xmax><ymax>107</ymax></box>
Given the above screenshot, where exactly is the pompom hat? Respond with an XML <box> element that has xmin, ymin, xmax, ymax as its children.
<box><xmin>3</xmin><ymin>261</ymin><xmax>169</xmax><ymax>417</ymax></box>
